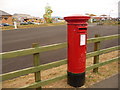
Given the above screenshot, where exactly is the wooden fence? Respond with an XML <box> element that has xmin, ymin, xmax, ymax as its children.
<box><xmin>0</xmin><ymin>34</ymin><xmax>120</xmax><ymax>89</ymax></box>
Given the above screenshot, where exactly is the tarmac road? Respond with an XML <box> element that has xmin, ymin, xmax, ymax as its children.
<box><xmin>90</xmin><ymin>74</ymin><xmax>118</xmax><ymax>88</ymax></box>
<box><xmin>2</xmin><ymin>24</ymin><xmax>118</xmax><ymax>73</ymax></box>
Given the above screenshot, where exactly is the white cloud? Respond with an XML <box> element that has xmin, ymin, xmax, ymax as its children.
<box><xmin>0</xmin><ymin>0</ymin><xmax>119</xmax><ymax>17</ymax></box>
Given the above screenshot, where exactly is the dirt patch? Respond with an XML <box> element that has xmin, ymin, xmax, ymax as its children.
<box><xmin>2</xmin><ymin>50</ymin><xmax>118</xmax><ymax>88</ymax></box>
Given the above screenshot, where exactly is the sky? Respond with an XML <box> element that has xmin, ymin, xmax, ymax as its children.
<box><xmin>0</xmin><ymin>0</ymin><xmax>119</xmax><ymax>18</ymax></box>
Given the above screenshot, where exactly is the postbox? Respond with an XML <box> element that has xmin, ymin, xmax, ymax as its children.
<box><xmin>64</xmin><ymin>16</ymin><xmax>90</xmax><ymax>87</ymax></box>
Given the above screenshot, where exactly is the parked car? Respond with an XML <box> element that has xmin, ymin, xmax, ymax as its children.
<box><xmin>27</xmin><ymin>22</ymin><xmax>34</xmax><ymax>24</ymax></box>
<box><xmin>0</xmin><ymin>23</ymin><xmax>10</xmax><ymax>26</ymax></box>
<box><xmin>0</xmin><ymin>24</ymin><xmax>3</xmax><ymax>27</ymax></box>
<box><xmin>33</xmin><ymin>22</ymin><xmax>40</xmax><ymax>25</ymax></box>
<box><xmin>20</xmin><ymin>22</ymin><xmax>28</xmax><ymax>25</ymax></box>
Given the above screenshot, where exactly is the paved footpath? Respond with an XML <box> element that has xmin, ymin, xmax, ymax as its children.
<box><xmin>89</xmin><ymin>74</ymin><xmax>119</xmax><ymax>89</ymax></box>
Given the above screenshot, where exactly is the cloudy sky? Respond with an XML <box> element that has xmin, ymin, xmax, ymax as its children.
<box><xmin>0</xmin><ymin>0</ymin><xmax>119</xmax><ymax>18</ymax></box>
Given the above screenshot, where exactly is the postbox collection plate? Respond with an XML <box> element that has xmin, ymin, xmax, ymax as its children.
<box><xmin>80</xmin><ymin>34</ymin><xmax>86</xmax><ymax>46</ymax></box>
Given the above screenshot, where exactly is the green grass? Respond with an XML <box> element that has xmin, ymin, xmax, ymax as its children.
<box><xmin>101</xmin><ymin>20</ymin><xmax>118</xmax><ymax>25</ymax></box>
<box><xmin>1</xmin><ymin>22</ymin><xmax>66</xmax><ymax>30</ymax></box>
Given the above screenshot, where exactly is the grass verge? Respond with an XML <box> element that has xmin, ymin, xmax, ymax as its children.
<box><xmin>1</xmin><ymin>22</ymin><xmax>66</xmax><ymax>30</ymax></box>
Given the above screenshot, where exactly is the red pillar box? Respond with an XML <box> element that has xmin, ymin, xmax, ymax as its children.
<box><xmin>64</xmin><ymin>16</ymin><xmax>90</xmax><ymax>87</ymax></box>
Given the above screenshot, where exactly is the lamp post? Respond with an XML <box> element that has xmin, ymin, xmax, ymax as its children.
<box><xmin>109</xmin><ymin>10</ymin><xmax>113</xmax><ymax>20</ymax></box>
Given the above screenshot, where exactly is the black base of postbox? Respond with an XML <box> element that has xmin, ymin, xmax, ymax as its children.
<box><xmin>67</xmin><ymin>71</ymin><xmax>85</xmax><ymax>87</ymax></box>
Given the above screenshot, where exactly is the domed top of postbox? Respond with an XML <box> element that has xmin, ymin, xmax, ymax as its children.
<box><xmin>64</xmin><ymin>16</ymin><xmax>90</xmax><ymax>24</ymax></box>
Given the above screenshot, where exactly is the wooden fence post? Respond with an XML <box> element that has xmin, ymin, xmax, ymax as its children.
<box><xmin>93</xmin><ymin>34</ymin><xmax>100</xmax><ymax>73</ymax></box>
<box><xmin>32</xmin><ymin>43</ymin><xmax>41</xmax><ymax>90</ymax></box>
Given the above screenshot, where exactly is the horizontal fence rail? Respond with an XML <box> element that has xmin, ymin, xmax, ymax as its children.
<box><xmin>87</xmin><ymin>34</ymin><xmax>119</xmax><ymax>43</ymax></box>
<box><xmin>1</xmin><ymin>59</ymin><xmax>67</xmax><ymax>81</ymax></box>
<box><xmin>1</xmin><ymin>34</ymin><xmax>119</xmax><ymax>89</ymax></box>
<box><xmin>86</xmin><ymin>45</ymin><xmax>120</xmax><ymax>58</ymax></box>
<box><xmin>1</xmin><ymin>42</ymin><xmax>67</xmax><ymax>59</ymax></box>
<box><xmin>1</xmin><ymin>34</ymin><xmax>119</xmax><ymax>59</ymax></box>
<box><xmin>1</xmin><ymin>45</ymin><xmax>119</xmax><ymax>81</ymax></box>
<box><xmin>19</xmin><ymin>57</ymin><xmax>120</xmax><ymax>89</ymax></box>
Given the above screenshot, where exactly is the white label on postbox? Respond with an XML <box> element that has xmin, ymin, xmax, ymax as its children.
<box><xmin>80</xmin><ymin>34</ymin><xmax>86</xmax><ymax>46</ymax></box>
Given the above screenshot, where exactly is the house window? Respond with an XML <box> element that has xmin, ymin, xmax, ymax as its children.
<box><xmin>4</xmin><ymin>17</ymin><xmax>8</xmax><ymax>20</ymax></box>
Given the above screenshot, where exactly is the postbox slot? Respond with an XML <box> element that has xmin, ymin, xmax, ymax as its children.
<box><xmin>78</xmin><ymin>28</ymin><xmax>87</xmax><ymax>30</ymax></box>
<box><xmin>80</xmin><ymin>24</ymin><xmax>87</xmax><ymax>26</ymax></box>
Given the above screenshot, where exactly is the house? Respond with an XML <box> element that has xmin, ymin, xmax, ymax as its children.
<box><xmin>0</xmin><ymin>10</ymin><xmax>13</xmax><ymax>25</ymax></box>
<box><xmin>13</xmin><ymin>13</ymin><xmax>41</xmax><ymax>23</ymax></box>
<box><xmin>13</xmin><ymin>13</ymin><xmax>33</xmax><ymax>22</ymax></box>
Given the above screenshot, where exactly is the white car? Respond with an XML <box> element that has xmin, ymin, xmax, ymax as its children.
<box><xmin>33</xmin><ymin>22</ymin><xmax>40</xmax><ymax>25</ymax></box>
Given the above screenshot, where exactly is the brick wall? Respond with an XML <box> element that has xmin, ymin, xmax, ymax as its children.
<box><xmin>1</xmin><ymin>15</ymin><xmax>13</xmax><ymax>25</ymax></box>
